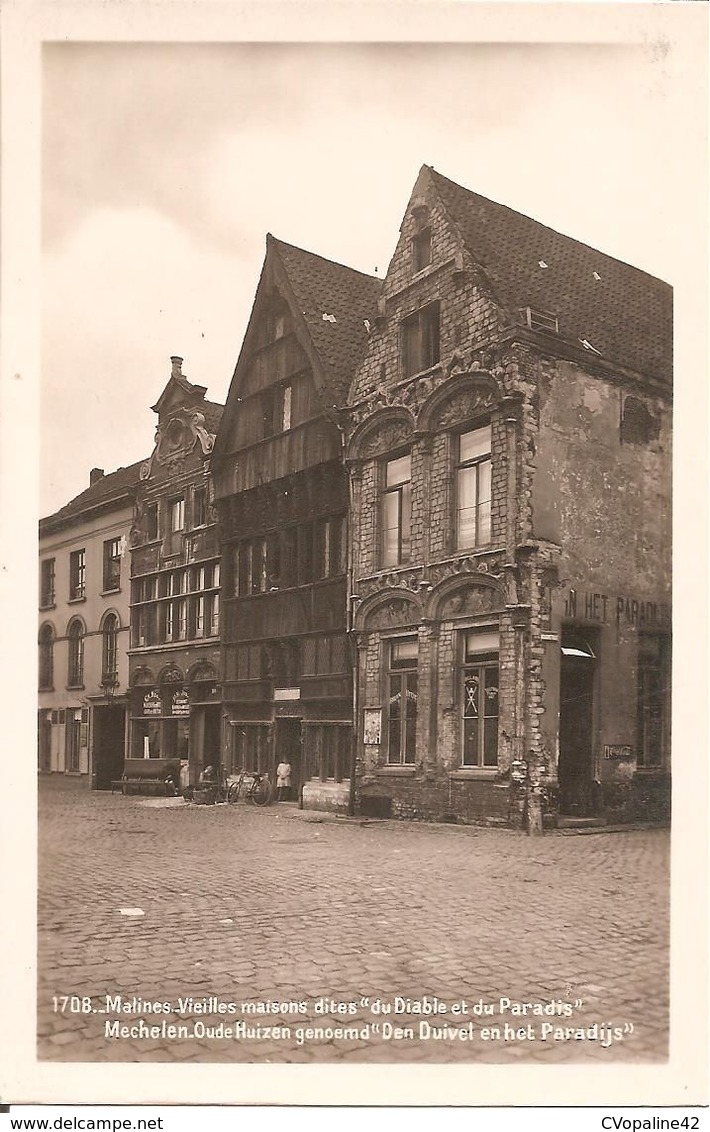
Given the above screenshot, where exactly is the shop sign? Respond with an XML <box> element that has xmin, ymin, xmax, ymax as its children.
<box><xmin>274</xmin><ymin>688</ymin><xmax>300</xmax><ymax>702</ymax></box>
<box><xmin>363</xmin><ymin>708</ymin><xmax>382</xmax><ymax>746</ymax></box>
<box><xmin>563</xmin><ymin>588</ymin><xmax>671</xmax><ymax>629</ymax></box>
<box><xmin>142</xmin><ymin>690</ymin><xmax>162</xmax><ymax>716</ymax></box>
<box><xmin>603</xmin><ymin>745</ymin><xmax>633</xmax><ymax>761</ymax></box>
<box><xmin>172</xmin><ymin>690</ymin><xmax>190</xmax><ymax>717</ymax></box>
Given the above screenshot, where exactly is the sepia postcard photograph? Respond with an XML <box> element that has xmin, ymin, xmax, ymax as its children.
<box><xmin>0</xmin><ymin>0</ymin><xmax>707</xmax><ymax>1114</ymax></box>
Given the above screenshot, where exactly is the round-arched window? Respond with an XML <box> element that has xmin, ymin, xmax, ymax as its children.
<box><xmin>67</xmin><ymin>619</ymin><xmax>85</xmax><ymax>688</ymax></box>
<box><xmin>39</xmin><ymin>623</ymin><xmax>54</xmax><ymax>690</ymax></box>
<box><xmin>102</xmin><ymin>613</ymin><xmax>119</xmax><ymax>685</ymax></box>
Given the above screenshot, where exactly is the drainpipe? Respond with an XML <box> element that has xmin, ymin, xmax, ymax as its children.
<box><xmin>345</xmin><ymin>464</ymin><xmax>359</xmax><ymax>819</ymax></box>
<box><xmin>336</xmin><ymin>414</ymin><xmax>359</xmax><ymax>818</ymax></box>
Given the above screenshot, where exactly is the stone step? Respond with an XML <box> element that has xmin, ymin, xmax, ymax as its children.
<box><xmin>556</xmin><ymin>815</ymin><xmax>608</xmax><ymax>829</ymax></box>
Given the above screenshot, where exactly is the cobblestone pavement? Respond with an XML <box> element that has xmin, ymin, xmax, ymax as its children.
<box><xmin>37</xmin><ymin>778</ymin><xmax>669</xmax><ymax>1065</ymax></box>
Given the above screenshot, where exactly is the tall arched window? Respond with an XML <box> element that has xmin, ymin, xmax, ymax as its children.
<box><xmin>39</xmin><ymin>623</ymin><xmax>54</xmax><ymax>691</ymax></box>
<box><xmin>102</xmin><ymin>613</ymin><xmax>119</xmax><ymax>685</ymax></box>
<box><xmin>67</xmin><ymin>619</ymin><xmax>85</xmax><ymax>687</ymax></box>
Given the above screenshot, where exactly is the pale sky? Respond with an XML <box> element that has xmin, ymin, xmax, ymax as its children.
<box><xmin>42</xmin><ymin>39</ymin><xmax>686</xmax><ymax>514</ymax></box>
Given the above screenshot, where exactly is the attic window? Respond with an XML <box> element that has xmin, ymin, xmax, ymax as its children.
<box><xmin>402</xmin><ymin>302</ymin><xmax>440</xmax><ymax>377</ymax></box>
<box><xmin>520</xmin><ymin>307</ymin><xmax>559</xmax><ymax>334</ymax></box>
<box><xmin>412</xmin><ymin>229</ymin><xmax>432</xmax><ymax>273</ymax></box>
<box><xmin>621</xmin><ymin>396</ymin><xmax>660</xmax><ymax>446</ymax></box>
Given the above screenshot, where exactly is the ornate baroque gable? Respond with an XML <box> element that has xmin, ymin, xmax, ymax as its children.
<box><xmin>140</xmin><ymin>408</ymin><xmax>216</xmax><ymax>482</ymax></box>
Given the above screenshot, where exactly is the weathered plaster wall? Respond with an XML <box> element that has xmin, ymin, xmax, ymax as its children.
<box><xmin>533</xmin><ymin>358</ymin><xmax>671</xmax><ymax>596</ymax></box>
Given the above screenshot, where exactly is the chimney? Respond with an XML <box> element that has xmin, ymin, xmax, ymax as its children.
<box><xmin>90</xmin><ymin>468</ymin><xmax>105</xmax><ymax>486</ymax></box>
<box><xmin>170</xmin><ymin>356</ymin><xmax>183</xmax><ymax>378</ymax></box>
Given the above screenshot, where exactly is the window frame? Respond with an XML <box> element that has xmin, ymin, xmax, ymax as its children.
<box><xmin>401</xmin><ymin>301</ymin><xmax>440</xmax><ymax>378</ymax></box>
<box><xmin>455</xmin><ymin>423</ymin><xmax>493</xmax><ymax>551</ymax></box>
<box><xmin>40</xmin><ymin>558</ymin><xmax>56</xmax><ymax>608</ymax></box>
<box><xmin>386</xmin><ymin>636</ymin><xmax>418</xmax><ymax>766</ymax></box>
<box><xmin>102</xmin><ymin>537</ymin><xmax>122</xmax><ymax>593</ymax></box>
<box><xmin>412</xmin><ymin>228</ymin><xmax>432</xmax><ymax>273</ymax></box>
<box><xmin>102</xmin><ymin>613</ymin><xmax>119</xmax><ymax>686</ymax></box>
<box><xmin>67</xmin><ymin>618</ymin><xmax>85</xmax><ymax>688</ymax></box>
<box><xmin>460</xmin><ymin>629</ymin><xmax>500</xmax><ymax>769</ymax></box>
<box><xmin>169</xmin><ymin>496</ymin><xmax>185</xmax><ymax>533</ymax></box>
<box><xmin>192</xmin><ymin>486</ymin><xmax>208</xmax><ymax>528</ymax></box>
<box><xmin>381</xmin><ymin>453</ymin><xmax>412</xmax><ymax>568</ymax></box>
<box><xmin>39</xmin><ymin>623</ymin><xmax>55</xmax><ymax>691</ymax></box>
<box><xmin>145</xmin><ymin>503</ymin><xmax>159</xmax><ymax>541</ymax></box>
<box><xmin>69</xmin><ymin>549</ymin><xmax>86</xmax><ymax>601</ymax></box>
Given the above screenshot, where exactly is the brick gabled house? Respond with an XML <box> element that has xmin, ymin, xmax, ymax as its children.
<box><xmin>211</xmin><ymin>236</ymin><xmax>381</xmax><ymax>810</ymax></box>
<box><xmin>127</xmin><ymin>358</ymin><xmax>224</xmax><ymax>784</ymax></box>
<box><xmin>345</xmin><ymin>165</ymin><xmax>671</xmax><ymax>826</ymax></box>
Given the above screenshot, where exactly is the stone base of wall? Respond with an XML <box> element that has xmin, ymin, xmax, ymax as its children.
<box><xmin>39</xmin><ymin>772</ymin><xmax>92</xmax><ymax>789</ymax></box>
<box><xmin>302</xmin><ymin>779</ymin><xmax>350</xmax><ymax>814</ymax></box>
<box><xmin>358</xmin><ymin>775</ymin><xmax>519</xmax><ymax>827</ymax></box>
<box><xmin>601</xmin><ymin>771</ymin><xmax>671</xmax><ymax>824</ymax></box>
<box><xmin>631</xmin><ymin>772</ymin><xmax>671</xmax><ymax>822</ymax></box>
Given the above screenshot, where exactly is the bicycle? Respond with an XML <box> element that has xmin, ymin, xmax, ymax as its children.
<box><xmin>226</xmin><ymin>768</ymin><xmax>273</xmax><ymax>807</ymax></box>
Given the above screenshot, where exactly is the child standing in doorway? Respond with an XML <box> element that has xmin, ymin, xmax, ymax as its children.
<box><xmin>276</xmin><ymin>758</ymin><xmax>292</xmax><ymax>802</ymax></box>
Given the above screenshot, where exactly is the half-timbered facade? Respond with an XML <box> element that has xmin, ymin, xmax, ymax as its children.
<box><xmin>345</xmin><ymin>166</ymin><xmax>672</xmax><ymax>826</ymax></box>
<box><xmin>211</xmin><ymin>236</ymin><xmax>381</xmax><ymax>810</ymax></box>
<box><xmin>127</xmin><ymin>358</ymin><xmax>223</xmax><ymax>786</ymax></box>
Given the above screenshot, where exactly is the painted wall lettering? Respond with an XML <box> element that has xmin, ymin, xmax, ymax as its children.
<box><xmin>563</xmin><ymin>588</ymin><xmax>670</xmax><ymax>629</ymax></box>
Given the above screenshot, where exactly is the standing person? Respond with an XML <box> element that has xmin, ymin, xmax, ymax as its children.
<box><xmin>276</xmin><ymin>758</ymin><xmax>292</xmax><ymax>802</ymax></box>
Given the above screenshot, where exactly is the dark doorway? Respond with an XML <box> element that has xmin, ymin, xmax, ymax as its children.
<box><xmin>201</xmin><ymin>705</ymin><xmax>222</xmax><ymax>773</ymax></box>
<box><xmin>93</xmin><ymin>705</ymin><xmax>126</xmax><ymax>789</ymax></box>
<box><xmin>38</xmin><ymin>711</ymin><xmax>52</xmax><ymax>772</ymax></box>
<box><xmin>187</xmin><ymin>705</ymin><xmax>221</xmax><ymax>784</ymax></box>
<box><xmin>274</xmin><ymin>717</ymin><xmax>302</xmax><ymax>801</ymax></box>
<box><xmin>558</xmin><ymin>630</ymin><xmax>597</xmax><ymax>815</ymax></box>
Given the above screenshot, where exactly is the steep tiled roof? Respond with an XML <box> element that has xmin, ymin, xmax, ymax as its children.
<box><xmin>271</xmin><ymin>237</ymin><xmax>383</xmax><ymax>404</ymax></box>
<box><xmin>40</xmin><ymin>459</ymin><xmax>145</xmax><ymax>534</ymax></box>
<box><xmin>429</xmin><ymin>167</ymin><xmax>672</xmax><ymax>384</ymax></box>
<box><xmin>200</xmin><ymin>399</ymin><xmax>224</xmax><ymax>435</ymax></box>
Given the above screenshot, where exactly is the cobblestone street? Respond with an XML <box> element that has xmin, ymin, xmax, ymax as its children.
<box><xmin>37</xmin><ymin>779</ymin><xmax>670</xmax><ymax>1064</ymax></box>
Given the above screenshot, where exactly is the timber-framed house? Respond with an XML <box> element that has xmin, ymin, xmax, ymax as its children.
<box><xmin>211</xmin><ymin>236</ymin><xmax>381</xmax><ymax>810</ymax></box>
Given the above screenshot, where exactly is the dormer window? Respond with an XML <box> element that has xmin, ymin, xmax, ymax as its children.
<box><xmin>412</xmin><ymin>228</ymin><xmax>432</xmax><ymax>273</ymax></box>
<box><xmin>520</xmin><ymin>307</ymin><xmax>559</xmax><ymax>334</ymax></box>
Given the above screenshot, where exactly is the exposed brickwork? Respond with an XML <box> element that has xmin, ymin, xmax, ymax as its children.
<box><xmin>345</xmin><ymin>167</ymin><xmax>671</xmax><ymax>828</ymax></box>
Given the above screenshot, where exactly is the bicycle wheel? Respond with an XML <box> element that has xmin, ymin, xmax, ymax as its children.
<box><xmin>250</xmin><ymin>776</ymin><xmax>273</xmax><ymax>807</ymax></box>
<box><xmin>227</xmin><ymin>781</ymin><xmax>241</xmax><ymax>805</ymax></box>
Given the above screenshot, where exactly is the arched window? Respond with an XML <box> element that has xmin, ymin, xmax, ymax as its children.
<box><xmin>39</xmin><ymin>623</ymin><xmax>54</xmax><ymax>691</ymax></box>
<box><xmin>67</xmin><ymin>619</ymin><xmax>85</xmax><ymax>688</ymax></box>
<box><xmin>102</xmin><ymin>613</ymin><xmax>119</xmax><ymax>685</ymax></box>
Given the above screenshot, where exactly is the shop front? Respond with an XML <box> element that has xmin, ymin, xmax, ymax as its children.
<box><xmin>129</xmin><ymin>662</ymin><xmax>222</xmax><ymax>786</ymax></box>
<box><xmin>224</xmin><ymin>691</ymin><xmax>352</xmax><ymax>810</ymax></box>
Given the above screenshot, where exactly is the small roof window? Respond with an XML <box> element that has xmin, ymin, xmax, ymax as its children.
<box><xmin>520</xmin><ymin>307</ymin><xmax>559</xmax><ymax>334</ymax></box>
